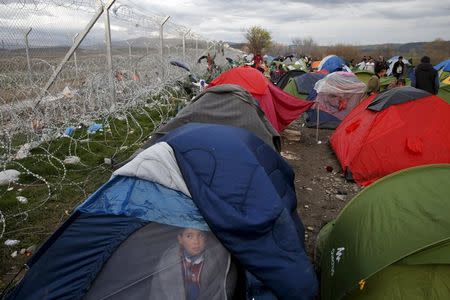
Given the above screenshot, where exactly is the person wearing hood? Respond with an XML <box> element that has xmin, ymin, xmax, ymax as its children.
<box><xmin>414</xmin><ymin>56</ymin><xmax>439</xmax><ymax>94</ymax></box>
<box><xmin>392</xmin><ymin>56</ymin><xmax>405</xmax><ymax>79</ymax></box>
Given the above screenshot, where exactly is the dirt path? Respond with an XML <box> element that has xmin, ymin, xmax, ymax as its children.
<box><xmin>280</xmin><ymin>122</ymin><xmax>362</xmax><ymax>258</ymax></box>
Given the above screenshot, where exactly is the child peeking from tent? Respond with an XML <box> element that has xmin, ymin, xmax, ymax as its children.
<box><xmin>150</xmin><ymin>227</ymin><xmax>234</xmax><ymax>300</ymax></box>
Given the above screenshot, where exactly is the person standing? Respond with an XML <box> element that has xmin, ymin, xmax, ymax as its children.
<box><xmin>367</xmin><ymin>62</ymin><xmax>387</xmax><ymax>95</ymax></box>
<box><xmin>414</xmin><ymin>56</ymin><xmax>439</xmax><ymax>94</ymax></box>
<box><xmin>392</xmin><ymin>56</ymin><xmax>405</xmax><ymax>79</ymax></box>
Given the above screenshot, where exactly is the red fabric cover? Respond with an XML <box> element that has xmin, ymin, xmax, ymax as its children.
<box><xmin>330</xmin><ymin>94</ymin><xmax>450</xmax><ymax>186</ymax></box>
<box><xmin>209</xmin><ymin>66</ymin><xmax>313</xmax><ymax>131</ymax></box>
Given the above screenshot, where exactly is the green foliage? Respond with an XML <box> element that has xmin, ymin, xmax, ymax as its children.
<box><xmin>244</xmin><ymin>26</ymin><xmax>272</xmax><ymax>55</ymax></box>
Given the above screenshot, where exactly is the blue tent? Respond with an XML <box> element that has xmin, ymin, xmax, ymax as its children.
<box><xmin>294</xmin><ymin>73</ymin><xmax>326</xmax><ymax>100</ymax></box>
<box><xmin>434</xmin><ymin>59</ymin><xmax>450</xmax><ymax>72</ymax></box>
<box><xmin>7</xmin><ymin>124</ymin><xmax>318</xmax><ymax>300</ymax></box>
<box><xmin>318</xmin><ymin>55</ymin><xmax>346</xmax><ymax>73</ymax></box>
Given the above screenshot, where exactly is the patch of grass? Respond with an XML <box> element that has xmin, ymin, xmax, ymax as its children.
<box><xmin>0</xmin><ymin>92</ymin><xmax>182</xmax><ymax>287</ymax></box>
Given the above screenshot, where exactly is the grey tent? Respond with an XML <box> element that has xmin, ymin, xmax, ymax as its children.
<box><xmin>368</xmin><ymin>86</ymin><xmax>431</xmax><ymax>111</ymax></box>
<box><xmin>115</xmin><ymin>84</ymin><xmax>280</xmax><ymax>168</ymax></box>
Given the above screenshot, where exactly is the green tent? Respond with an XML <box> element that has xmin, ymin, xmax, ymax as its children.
<box><xmin>439</xmin><ymin>84</ymin><xmax>450</xmax><ymax>104</ymax></box>
<box><xmin>354</xmin><ymin>70</ymin><xmax>374</xmax><ymax>84</ymax></box>
<box><xmin>283</xmin><ymin>77</ymin><xmax>308</xmax><ymax>99</ymax></box>
<box><xmin>316</xmin><ymin>164</ymin><xmax>450</xmax><ymax>300</ymax></box>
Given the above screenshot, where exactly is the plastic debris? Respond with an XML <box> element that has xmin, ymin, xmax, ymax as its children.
<box><xmin>7</xmin><ymin>187</ymin><xmax>14</xmax><ymax>192</ymax></box>
<box><xmin>20</xmin><ymin>248</ymin><xmax>26</xmax><ymax>255</ymax></box>
<box><xmin>336</xmin><ymin>195</ymin><xmax>346</xmax><ymax>201</ymax></box>
<box><xmin>64</xmin><ymin>156</ymin><xmax>81</xmax><ymax>165</ymax></box>
<box><xmin>104</xmin><ymin>158</ymin><xmax>112</xmax><ymax>165</ymax></box>
<box><xmin>0</xmin><ymin>169</ymin><xmax>20</xmax><ymax>186</ymax></box>
<box><xmin>305</xmin><ymin>187</ymin><xmax>313</xmax><ymax>191</ymax></box>
<box><xmin>64</xmin><ymin>127</ymin><xmax>75</xmax><ymax>137</ymax></box>
<box><xmin>16</xmin><ymin>196</ymin><xmax>28</xmax><ymax>204</ymax></box>
<box><xmin>317</xmin><ymin>140</ymin><xmax>322</xmax><ymax>144</ymax></box>
<box><xmin>307</xmin><ymin>226</ymin><xmax>314</xmax><ymax>232</ymax></box>
<box><xmin>25</xmin><ymin>245</ymin><xmax>36</xmax><ymax>256</ymax></box>
<box><xmin>15</xmin><ymin>144</ymin><xmax>31</xmax><ymax>160</ymax></box>
<box><xmin>4</xmin><ymin>239</ymin><xmax>20</xmax><ymax>247</ymax></box>
<box><xmin>11</xmin><ymin>251</ymin><xmax>18</xmax><ymax>258</ymax></box>
<box><xmin>87</xmin><ymin>123</ymin><xmax>103</xmax><ymax>134</ymax></box>
<box><xmin>62</xmin><ymin>86</ymin><xmax>76</xmax><ymax>98</ymax></box>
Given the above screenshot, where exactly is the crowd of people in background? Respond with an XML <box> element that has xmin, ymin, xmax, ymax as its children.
<box><xmin>203</xmin><ymin>48</ymin><xmax>441</xmax><ymax>98</ymax></box>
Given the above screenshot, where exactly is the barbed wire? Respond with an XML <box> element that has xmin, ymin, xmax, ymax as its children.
<box><xmin>0</xmin><ymin>0</ymin><xmax>238</xmax><ymax>266</ymax></box>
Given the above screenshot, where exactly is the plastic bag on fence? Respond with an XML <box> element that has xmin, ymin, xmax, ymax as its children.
<box><xmin>314</xmin><ymin>72</ymin><xmax>367</xmax><ymax>95</ymax></box>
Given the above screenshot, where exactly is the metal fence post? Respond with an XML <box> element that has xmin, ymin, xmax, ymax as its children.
<box><xmin>40</xmin><ymin>0</ymin><xmax>117</xmax><ymax>100</ymax></box>
<box><xmin>104</xmin><ymin>3</ymin><xmax>116</xmax><ymax>103</ymax></box>
<box><xmin>182</xmin><ymin>29</ymin><xmax>190</xmax><ymax>62</ymax></box>
<box><xmin>145</xmin><ymin>42</ymin><xmax>149</xmax><ymax>56</ymax></box>
<box><xmin>24</xmin><ymin>27</ymin><xmax>32</xmax><ymax>84</ymax></box>
<box><xmin>159</xmin><ymin>16</ymin><xmax>170</xmax><ymax>78</ymax></box>
<box><xmin>73</xmin><ymin>33</ymin><xmax>79</xmax><ymax>79</ymax></box>
<box><xmin>126</xmin><ymin>40</ymin><xmax>134</xmax><ymax>71</ymax></box>
<box><xmin>195</xmin><ymin>37</ymin><xmax>198</xmax><ymax>59</ymax></box>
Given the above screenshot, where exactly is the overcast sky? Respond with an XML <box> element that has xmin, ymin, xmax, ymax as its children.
<box><xmin>1</xmin><ymin>0</ymin><xmax>449</xmax><ymax>47</ymax></box>
<box><xmin>136</xmin><ymin>0</ymin><xmax>450</xmax><ymax>45</ymax></box>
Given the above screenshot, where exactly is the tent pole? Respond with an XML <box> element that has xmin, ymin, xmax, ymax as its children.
<box><xmin>316</xmin><ymin>101</ymin><xmax>320</xmax><ymax>142</ymax></box>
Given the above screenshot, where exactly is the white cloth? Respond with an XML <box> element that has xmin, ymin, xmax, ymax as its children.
<box><xmin>114</xmin><ymin>142</ymin><xmax>191</xmax><ymax>197</ymax></box>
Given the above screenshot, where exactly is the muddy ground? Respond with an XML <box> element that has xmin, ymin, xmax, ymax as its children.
<box><xmin>280</xmin><ymin>121</ymin><xmax>362</xmax><ymax>259</ymax></box>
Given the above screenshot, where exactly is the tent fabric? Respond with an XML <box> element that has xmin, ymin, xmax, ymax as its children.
<box><xmin>367</xmin><ymin>86</ymin><xmax>431</xmax><ymax>111</ymax></box>
<box><xmin>342</xmin><ymin>265</ymin><xmax>450</xmax><ymax>300</ymax></box>
<box><xmin>8</xmin><ymin>124</ymin><xmax>318</xmax><ymax>300</ymax></box>
<box><xmin>80</xmin><ymin>177</ymin><xmax>207</xmax><ymax>230</ymax></box>
<box><xmin>305</xmin><ymin>109</ymin><xmax>342</xmax><ymax>129</ymax></box>
<box><xmin>387</xmin><ymin>57</ymin><xmax>410</xmax><ymax>76</ymax></box>
<box><xmin>439</xmin><ymin>84</ymin><xmax>450</xmax><ymax>104</ymax></box>
<box><xmin>331</xmin><ymin>88</ymin><xmax>450</xmax><ymax>186</ymax></box>
<box><xmin>309</xmin><ymin>72</ymin><xmax>366</xmax><ymax>128</ymax></box>
<box><xmin>114</xmin><ymin>142</ymin><xmax>191</xmax><ymax>197</ymax></box>
<box><xmin>434</xmin><ymin>59</ymin><xmax>450</xmax><ymax>72</ymax></box>
<box><xmin>7</xmin><ymin>213</ymin><xmax>149</xmax><ymax>300</ymax></box>
<box><xmin>295</xmin><ymin>73</ymin><xmax>326</xmax><ymax>96</ymax></box>
<box><xmin>84</xmin><ymin>223</ymin><xmax>234</xmax><ymax>300</ymax></box>
<box><xmin>318</xmin><ymin>55</ymin><xmax>346</xmax><ymax>73</ymax></box>
<box><xmin>314</xmin><ymin>72</ymin><xmax>367</xmax><ymax>95</ymax></box>
<box><xmin>283</xmin><ymin>77</ymin><xmax>308</xmax><ymax>100</ymax></box>
<box><xmin>311</xmin><ymin>60</ymin><xmax>320</xmax><ymax>69</ymax></box>
<box><xmin>316</xmin><ymin>164</ymin><xmax>450</xmax><ymax>300</ymax></box>
<box><xmin>209</xmin><ymin>66</ymin><xmax>314</xmax><ymax>131</ymax></box>
<box><xmin>275</xmin><ymin>69</ymin><xmax>306</xmax><ymax>89</ymax></box>
<box><xmin>161</xmin><ymin>123</ymin><xmax>318</xmax><ymax>300</ymax></box>
<box><xmin>353</xmin><ymin>70</ymin><xmax>374</xmax><ymax>84</ymax></box>
<box><xmin>115</xmin><ymin>84</ymin><xmax>281</xmax><ymax>168</ymax></box>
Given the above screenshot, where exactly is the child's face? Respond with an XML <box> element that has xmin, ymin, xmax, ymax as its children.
<box><xmin>178</xmin><ymin>229</ymin><xmax>207</xmax><ymax>256</ymax></box>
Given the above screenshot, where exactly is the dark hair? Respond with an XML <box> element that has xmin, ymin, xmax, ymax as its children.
<box><xmin>421</xmin><ymin>56</ymin><xmax>431</xmax><ymax>64</ymax></box>
<box><xmin>375</xmin><ymin>61</ymin><xmax>386</xmax><ymax>74</ymax></box>
<box><xmin>397</xmin><ymin>78</ymin><xmax>406</xmax><ymax>85</ymax></box>
<box><xmin>399</xmin><ymin>56</ymin><xmax>403</xmax><ymax>60</ymax></box>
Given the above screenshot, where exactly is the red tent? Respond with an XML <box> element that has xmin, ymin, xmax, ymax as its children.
<box><xmin>331</xmin><ymin>87</ymin><xmax>450</xmax><ymax>186</ymax></box>
<box><xmin>209</xmin><ymin>66</ymin><xmax>313</xmax><ymax>131</ymax></box>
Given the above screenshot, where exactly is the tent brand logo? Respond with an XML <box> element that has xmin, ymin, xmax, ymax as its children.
<box><xmin>330</xmin><ymin>247</ymin><xmax>345</xmax><ymax>277</ymax></box>
<box><xmin>336</xmin><ymin>247</ymin><xmax>345</xmax><ymax>262</ymax></box>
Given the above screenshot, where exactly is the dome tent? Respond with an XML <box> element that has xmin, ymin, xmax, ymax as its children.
<box><xmin>283</xmin><ymin>73</ymin><xmax>326</xmax><ymax>101</ymax></box>
<box><xmin>318</xmin><ymin>55</ymin><xmax>347</xmax><ymax>73</ymax></box>
<box><xmin>316</xmin><ymin>164</ymin><xmax>450</xmax><ymax>300</ymax></box>
<box><xmin>6</xmin><ymin>124</ymin><xmax>318</xmax><ymax>300</ymax></box>
<box><xmin>306</xmin><ymin>72</ymin><xmax>366</xmax><ymax>129</ymax></box>
<box><xmin>208</xmin><ymin>66</ymin><xmax>313</xmax><ymax>131</ymax></box>
<box><xmin>331</xmin><ymin>86</ymin><xmax>450</xmax><ymax>186</ymax></box>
